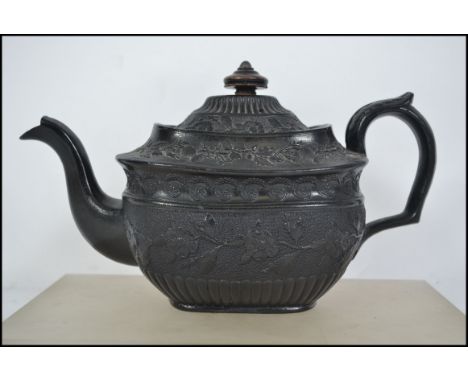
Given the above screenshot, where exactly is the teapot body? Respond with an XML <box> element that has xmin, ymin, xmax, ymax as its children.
<box><xmin>123</xmin><ymin>169</ymin><xmax>365</xmax><ymax>312</ymax></box>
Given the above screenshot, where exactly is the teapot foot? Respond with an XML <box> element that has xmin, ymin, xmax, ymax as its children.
<box><xmin>170</xmin><ymin>301</ymin><xmax>316</xmax><ymax>313</ymax></box>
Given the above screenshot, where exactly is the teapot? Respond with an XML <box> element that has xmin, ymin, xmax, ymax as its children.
<box><xmin>21</xmin><ymin>61</ymin><xmax>436</xmax><ymax>313</ymax></box>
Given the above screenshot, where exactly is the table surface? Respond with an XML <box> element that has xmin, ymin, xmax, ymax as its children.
<box><xmin>2</xmin><ymin>275</ymin><xmax>465</xmax><ymax>345</ymax></box>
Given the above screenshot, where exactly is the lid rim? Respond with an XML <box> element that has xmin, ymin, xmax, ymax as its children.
<box><xmin>155</xmin><ymin>123</ymin><xmax>332</xmax><ymax>137</ymax></box>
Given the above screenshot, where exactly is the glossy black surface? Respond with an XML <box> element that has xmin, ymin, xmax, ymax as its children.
<box><xmin>346</xmin><ymin>92</ymin><xmax>436</xmax><ymax>243</ymax></box>
<box><xmin>20</xmin><ymin>117</ymin><xmax>136</xmax><ymax>266</ymax></box>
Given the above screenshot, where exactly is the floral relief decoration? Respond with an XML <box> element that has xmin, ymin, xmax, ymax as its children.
<box><xmin>126</xmin><ymin>211</ymin><xmax>364</xmax><ymax>277</ymax></box>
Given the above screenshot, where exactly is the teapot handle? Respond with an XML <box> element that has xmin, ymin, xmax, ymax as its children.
<box><xmin>345</xmin><ymin>92</ymin><xmax>436</xmax><ymax>243</ymax></box>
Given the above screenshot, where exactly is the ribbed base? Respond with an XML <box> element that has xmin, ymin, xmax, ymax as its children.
<box><xmin>171</xmin><ymin>301</ymin><xmax>316</xmax><ymax>313</ymax></box>
<box><xmin>144</xmin><ymin>270</ymin><xmax>346</xmax><ymax>312</ymax></box>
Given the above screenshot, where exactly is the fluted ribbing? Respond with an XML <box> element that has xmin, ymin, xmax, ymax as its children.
<box><xmin>145</xmin><ymin>272</ymin><xmax>344</xmax><ymax>308</ymax></box>
<box><xmin>196</xmin><ymin>96</ymin><xmax>289</xmax><ymax>115</ymax></box>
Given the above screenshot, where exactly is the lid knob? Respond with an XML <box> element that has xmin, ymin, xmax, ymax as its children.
<box><xmin>224</xmin><ymin>61</ymin><xmax>268</xmax><ymax>96</ymax></box>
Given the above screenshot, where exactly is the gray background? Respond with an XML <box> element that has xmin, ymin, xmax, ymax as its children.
<box><xmin>3</xmin><ymin>36</ymin><xmax>466</xmax><ymax>318</ymax></box>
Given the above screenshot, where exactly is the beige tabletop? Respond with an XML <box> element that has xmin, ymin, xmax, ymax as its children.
<box><xmin>2</xmin><ymin>275</ymin><xmax>465</xmax><ymax>345</ymax></box>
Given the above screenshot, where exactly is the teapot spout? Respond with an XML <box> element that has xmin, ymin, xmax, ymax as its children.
<box><xmin>20</xmin><ymin>117</ymin><xmax>137</xmax><ymax>266</ymax></box>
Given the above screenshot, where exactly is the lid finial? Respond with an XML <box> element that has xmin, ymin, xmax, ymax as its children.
<box><xmin>224</xmin><ymin>61</ymin><xmax>268</xmax><ymax>96</ymax></box>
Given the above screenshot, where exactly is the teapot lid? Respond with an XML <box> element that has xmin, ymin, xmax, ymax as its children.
<box><xmin>117</xmin><ymin>61</ymin><xmax>367</xmax><ymax>175</ymax></box>
<box><xmin>177</xmin><ymin>61</ymin><xmax>308</xmax><ymax>134</ymax></box>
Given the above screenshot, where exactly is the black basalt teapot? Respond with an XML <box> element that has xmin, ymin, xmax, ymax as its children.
<box><xmin>21</xmin><ymin>61</ymin><xmax>436</xmax><ymax>313</ymax></box>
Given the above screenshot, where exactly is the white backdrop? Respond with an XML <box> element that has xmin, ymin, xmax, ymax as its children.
<box><xmin>3</xmin><ymin>36</ymin><xmax>466</xmax><ymax>318</ymax></box>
